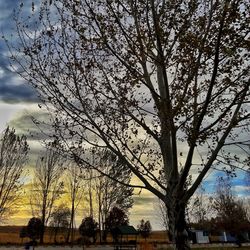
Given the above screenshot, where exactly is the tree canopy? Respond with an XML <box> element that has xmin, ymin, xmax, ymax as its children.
<box><xmin>10</xmin><ymin>0</ymin><xmax>250</xmax><ymax>249</ymax></box>
<box><xmin>79</xmin><ymin>216</ymin><xmax>98</xmax><ymax>243</ymax></box>
<box><xmin>27</xmin><ymin>217</ymin><xmax>43</xmax><ymax>242</ymax></box>
<box><xmin>105</xmin><ymin>206</ymin><xmax>129</xmax><ymax>231</ymax></box>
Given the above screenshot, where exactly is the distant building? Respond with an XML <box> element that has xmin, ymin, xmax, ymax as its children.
<box><xmin>112</xmin><ymin>225</ymin><xmax>138</xmax><ymax>249</ymax></box>
<box><xmin>190</xmin><ymin>229</ymin><xmax>209</xmax><ymax>244</ymax></box>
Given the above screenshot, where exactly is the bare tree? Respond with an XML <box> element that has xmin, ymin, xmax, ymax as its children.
<box><xmin>30</xmin><ymin>141</ymin><xmax>64</xmax><ymax>243</ymax></box>
<box><xmin>213</xmin><ymin>176</ymin><xmax>249</xmax><ymax>234</ymax></box>
<box><xmin>0</xmin><ymin>127</ymin><xmax>28</xmax><ymax>222</ymax></box>
<box><xmin>137</xmin><ymin>219</ymin><xmax>152</xmax><ymax>241</ymax></box>
<box><xmin>86</xmin><ymin>168</ymin><xmax>94</xmax><ymax>218</ymax></box>
<box><xmin>11</xmin><ymin>0</ymin><xmax>250</xmax><ymax>249</ymax></box>
<box><xmin>93</xmin><ymin>149</ymin><xmax>133</xmax><ymax>241</ymax></box>
<box><xmin>187</xmin><ymin>185</ymin><xmax>213</xmax><ymax>226</ymax></box>
<box><xmin>49</xmin><ymin>204</ymin><xmax>70</xmax><ymax>243</ymax></box>
<box><xmin>64</xmin><ymin>162</ymin><xmax>85</xmax><ymax>244</ymax></box>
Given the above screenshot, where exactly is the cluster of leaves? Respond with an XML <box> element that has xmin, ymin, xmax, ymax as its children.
<box><xmin>79</xmin><ymin>216</ymin><xmax>98</xmax><ymax>243</ymax></box>
<box><xmin>27</xmin><ymin>217</ymin><xmax>43</xmax><ymax>241</ymax></box>
<box><xmin>50</xmin><ymin>205</ymin><xmax>70</xmax><ymax>229</ymax></box>
<box><xmin>105</xmin><ymin>206</ymin><xmax>129</xmax><ymax>231</ymax></box>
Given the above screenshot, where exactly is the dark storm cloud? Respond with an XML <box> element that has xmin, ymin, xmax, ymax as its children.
<box><xmin>0</xmin><ymin>79</ymin><xmax>38</xmax><ymax>103</ymax></box>
<box><xmin>8</xmin><ymin>109</ymin><xmax>53</xmax><ymax>166</ymax></box>
<box><xmin>0</xmin><ymin>0</ymin><xmax>39</xmax><ymax>103</ymax></box>
<box><xmin>8</xmin><ymin>109</ymin><xmax>52</xmax><ymax>140</ymax></box>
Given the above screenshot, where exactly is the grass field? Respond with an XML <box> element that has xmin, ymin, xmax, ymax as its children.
<box><xmin>0</xmin><ymin>226</ymin><xmax>170</xmax><ymax>244</ymax></box>
<box><xmin>0</xmin><ymin>226</ymin><xmax>249</xmax><ymax>250</ymax></box>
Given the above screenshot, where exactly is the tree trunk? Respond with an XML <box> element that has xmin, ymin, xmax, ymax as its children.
<box><xmin>88</xmin><ymin>169</ymin><xmax>93</xmax><ymax>217</ymax></box>
<box><xmin>98</xmin><ymin>195</ymin><xmax>102</xmax><ymax>243</ymax></box>
<box><xmin>54</xmin><ymin>226</ymin><xmax>58</xmax><ymax>243</ymax></box>
<box><xmin>40</xmin><ymin>220</ymin><xmax>45</xmax><ymax>244</ymax></box>
<box><xmin>168</xmin><ymin>202</ymin><xmax>190</xmax><ymax>250</ymax></box>
<box><xmin>40</xmin><ymin>203</ymin><xmax>46</xmax><ymax>244</ymax></box>
<box><xmin>89</xmin><ymin>186</ymin><xmax>93</xmax><ymax>217</ymax></box>
<box><xmin>66</xmin><ymin>201</ymin><xmax>75</xmax><ymax>244</ymax></box>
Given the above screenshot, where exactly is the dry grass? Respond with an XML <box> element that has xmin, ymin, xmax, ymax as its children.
<box><xmin>0</xmin><ymin>226</ymin><xmax>249</xmax><ymax>250</ymax></box>
<box><xmin>0</xmin><ymin>227</ymin><xmax>169</xmax><ymax>245</ymax></box>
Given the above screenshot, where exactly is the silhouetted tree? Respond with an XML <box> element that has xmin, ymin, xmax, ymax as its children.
<box><xmin>105</xmin><ymin>206</ymin><xmax>129</xmax><ymax>241</ymax></box>
<box><xmin>105</xmin><ymin>206</ymin><xmax>129</xmax><ymax>230</ymax></box>
<box><xmin>65</xmin><ymin>163</ymin><xmax>85</xmax><ymax>244</ymax></box>
<box><xmin>93</xmin><ymin>149</ymin><xmax>133</xmax><ymax>241</ymax></box>
<box><xmin>0</xmin><ymin>127</ymin><xmax>28</xmax><ymax>222</ymax></box>
<box><xmin>49</xmin><ymin>204</ymin><xmax>70</xmax><ymax>243</ymax></box>
<box><xmin>213</xmin><ymin>177</ymin><xmax>250</xmax><ymax>234</ymax></box>
<box><xmin>27</xmin><ymin>217</ymin><xmax>43</xmax><ymax>249</ymax></box>
<box><xmin>19</xmin><ymin>226</ymin><xmax>27</xmax><ymax>243</ymax></box>
<box><xmin>79</xmin><ymin>216</ymin><xmax>98</xmax><ymax>244</ymax></box>
<box><xmin>137</xmin><ymin>219</ymin><xmax>152</xmax><ymax>241</ymax></box>
<box><xmin>30</xmin><ymin>141</ymin><xmax>64</xmax><ymax>243</ymax></box>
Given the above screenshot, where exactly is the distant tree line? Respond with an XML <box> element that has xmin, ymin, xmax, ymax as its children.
<box><xmin>28</xmin><ymin>145</ymin><xmax>134</xmax><ymax>244</ymax></box>
<box><xmin>0</xmin><ymin>126</ymin><xmax>135</xmax><ymax>244</ymax></box>
<box><xmin>187</xmin><ymin>176</ymin><xmax>250</xmax><ymax>238</ymax></box>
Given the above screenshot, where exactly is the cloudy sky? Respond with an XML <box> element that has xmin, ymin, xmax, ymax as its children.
<box><xmin>0</xmin><ymin>0</ymin><xmax>249</xmax><ymax>229</ymax></box>
<box><xmin>0</xmin><ymin>1</ymin><xmax>38</xmax><ymax>130</ymax></box>
<box><xmin>0</xmin><ymin>0</ymin><xmax>165</xmax><ymax>229</ymax></box>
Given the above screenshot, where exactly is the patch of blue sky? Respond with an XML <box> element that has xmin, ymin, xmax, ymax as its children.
<box><xmin>201</xmin><ymin>169</ymin><xmax>249</xmax><ymax>197</ymax></box>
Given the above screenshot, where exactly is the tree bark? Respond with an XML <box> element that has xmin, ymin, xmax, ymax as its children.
<box><xmin>40</xmin><ymin>211</ymin><xmax>45</xmax><ymax>244</ymax></box>
<box><xmin>40</xmin><ymin>225</ymin><xmax>44</xmax><ymax>244</ymax></box>
<box><xmin>66</xmin><ymin>204</ymin><xmax>75</xmax><ymax>244</ymax></box>
<box><xmin>168</xmin><ymin>202</ymin><xmax>190</xmax><ymax>250</ymax></box>
<box><xmin>54</xmin><ymin>226</ymin><xmax>58</xmax><ymax>243</ymax></box>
